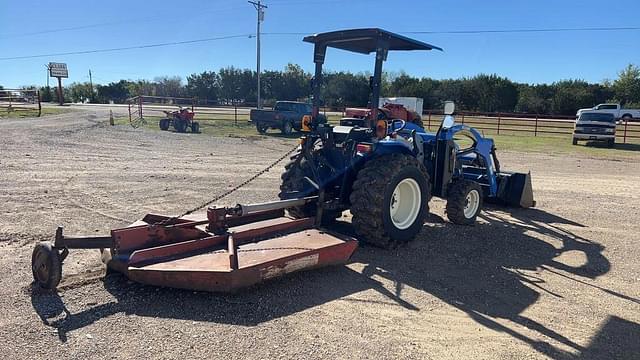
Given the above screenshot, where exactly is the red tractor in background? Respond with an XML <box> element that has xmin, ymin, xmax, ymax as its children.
<box><xmin>345</xmin><ymin>102</ymin><xmax>424</xmax><ymax>128</ymax></box>
<box><xmin>159</xmin><ymin>107</ymin><xmax>200</xmax><ymax>133</ymax></box>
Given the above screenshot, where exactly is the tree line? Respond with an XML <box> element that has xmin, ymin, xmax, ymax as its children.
<box><xmin>28</xmin><ymin>63</ymin><xmax>640</xmax><ymax>116</ymax></box>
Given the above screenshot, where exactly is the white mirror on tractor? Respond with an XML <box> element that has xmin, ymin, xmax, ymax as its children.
<box><xmin>441</xmin><ymin>101</ymin><xmax>456</xmax><ymax>130</ymax></box>
<box><xmin>444</xmin><ymin>101</ymin><xmax>455</xmax><ymax>115</ymax></box>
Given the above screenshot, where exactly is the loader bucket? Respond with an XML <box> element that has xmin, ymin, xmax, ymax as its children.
<box><xmin>495</xmin><ymin>172</ymin><xmax>535</xmax><ymax>208</ymax></box>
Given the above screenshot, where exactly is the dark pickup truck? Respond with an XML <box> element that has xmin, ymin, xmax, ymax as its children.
<box><xmin>250</xmin><ymin>101</ymin><xmax>316</xmax><ymax>135</ymax></box>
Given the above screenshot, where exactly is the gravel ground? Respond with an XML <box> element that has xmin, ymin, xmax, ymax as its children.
<box><xmin>1</xmin><ymin>109</ymin><xmax>639</xmax><ymax>359</ymax></box>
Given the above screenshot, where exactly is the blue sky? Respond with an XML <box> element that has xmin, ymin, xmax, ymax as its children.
<box><xmin>1</xmin><ymin>0</ymin><xmax>639</xmax><ymax>88</ymax></box>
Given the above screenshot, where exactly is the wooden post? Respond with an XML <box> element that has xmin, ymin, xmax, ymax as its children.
<box><xmin>534</xmin><ymin>115</ymin><xmax>538</xmax><ymax>136</ymax></box>
<box><xmin>37</xmin><ymin>90</ymin><xmax>42</xmax><ymax>117</ymax></box>
<box><xmin>461</xmin><ymin>112</ymin><xmax>465</xmax><ymax>125</ymax></box>
<box><xmin>497</xmin><ymin>113</ymin><xmax>501</xmax><ymax>135</ymax></box>
<box><xmin>234</xmin><ymin>104</ymin><xmax>238</xmax><ymax>126</ymax></box>
<box><xmin>56</xmin><ymin>77</ymin><xmax>64</xmax><ymax>105</ymax></box>
<box><xmin>623</xmin><ymin>119</ymin><xmax>628</xmax><ymax>144</ymax></box>
<box><xmin>428</xmin><ymin>111</ymin><xmax>431</xmax><ymax>130</ymax></box>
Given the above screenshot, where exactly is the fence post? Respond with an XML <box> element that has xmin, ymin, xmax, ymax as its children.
<box><xmin>534</xmin><ymin>115</ymin><xmax>538</xmax><ymax>136</ymax></box>
<box><xmin>461</xmin><ymin>113</ymin><xmax>465</xmax><ymax>125</ymax></box>
<box><xmin>428</xmin><ymin>111</ymin><xmax>431</xmax><ymax>130</ymax></box>
<box><xmin>37</xmin><ymin>90</ymin><xmax>42</xmax><ymax>117</ymax></box>
<box><xmin>128</xmin><ymin>102</ymin><xmax>132</xmax><ymax>123</ymax></box>
<box><xmin>234</xmin><ymin>104</ymin><xmax>238</xmax><ymax>126</ymax></box>
<box><xmin>138</xmin><ymin>96</ymin><xmax>143</xmax><ymax>119</ymax></box>
<box><xmin>497</xmin><ymin>113</ymin><xmax>501</xmax><ymax>135</ymax></box>
<box><xmin>623</xmin><ymin>119</ymin><xmax>628</xmax><ymax>144</ymax></box>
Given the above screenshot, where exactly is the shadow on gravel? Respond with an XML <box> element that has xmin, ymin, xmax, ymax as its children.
<box><xmin>30</xmin><ymin>207</ymin><xmax>639</xmax><ymax>358</ymax></box>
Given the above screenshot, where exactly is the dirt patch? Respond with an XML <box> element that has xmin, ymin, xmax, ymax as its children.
<box><xmin>1</xmin><ymin>109</ymin><xmax>639</xmax><ymax>359</ymax></box>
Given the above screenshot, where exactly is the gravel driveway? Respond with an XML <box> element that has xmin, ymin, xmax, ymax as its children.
<box><xmin>1</xmin><ymin>109</ymin><xmax>639</xmax><ymax>359</ymax></box>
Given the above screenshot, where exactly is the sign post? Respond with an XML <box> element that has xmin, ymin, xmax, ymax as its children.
<box><xmin>48</xmin><ymin>62</ymin><xmax>68</xmax><ymax>105</ymax></box>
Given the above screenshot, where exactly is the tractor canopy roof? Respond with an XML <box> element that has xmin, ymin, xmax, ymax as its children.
<box><xmin>303</xmin><ymin>28</ymin><xmax>442</xmax><ymax>54</ymax></box>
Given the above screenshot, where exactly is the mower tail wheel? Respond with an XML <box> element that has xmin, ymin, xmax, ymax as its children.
<box><xmin>159</xmin><ymin>119</ymin><xmax>170</xmax><ymax>131</ymax></box>
<box><xmin>31</xmin><ymin>242</ymin><xmax>62</xmax><ymax>290</ymax></box>
<box><xmin>350</xmin><ymin>154</ymin><xmax>431</xmax><ymax>248</ymax></box>
<box><xmin>191</xmin><ymin>122</ymin><xmax>200</xmax><ymax>133</ymax></box>
<box><xmin>446</xmin><ymin>180</ymin><xmax>483</xmax><ymax>225</ymax></box>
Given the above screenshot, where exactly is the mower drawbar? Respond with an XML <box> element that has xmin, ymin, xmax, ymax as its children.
<box><xmin>31</xmin><ymin>196</ymin><xmax>358</xmax><ymax>292</ymax></box>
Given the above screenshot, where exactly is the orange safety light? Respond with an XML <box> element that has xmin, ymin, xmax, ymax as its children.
<box><xmin>376</xmin><ymin>120</ymin><xmax>388</xmax><ymax>139</ymax></box>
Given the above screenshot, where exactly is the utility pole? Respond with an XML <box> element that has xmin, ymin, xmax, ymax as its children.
<box><xmin>44</xmin><ymin>64</ymin><xmax>50</xmax><ymax>88</ymax></box>
<box><xmin>88</xmin><ymin>69</ymin><xmax>94</xmax><ymax>102</ymax></box>
<box><xmin>248</xmin><ymin>0</ymin><xmax>267</xmax><ymax>109</ymax></box>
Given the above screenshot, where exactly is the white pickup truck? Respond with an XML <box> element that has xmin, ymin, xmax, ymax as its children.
<box><xmin>576</xmin><ymin>103</ymin><xmax>640</xmax><ymax>120</ymax></box>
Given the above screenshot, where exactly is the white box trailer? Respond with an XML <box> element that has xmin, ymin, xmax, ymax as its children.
<box><xmin>379</xmin><ymin>97</ymin><xmax>424</xmax><ymax>115</ymax></box>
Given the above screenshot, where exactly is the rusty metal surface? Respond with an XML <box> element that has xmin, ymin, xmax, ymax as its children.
<box><xmin>127</xmin><ymin>228</ymin><xmax>357</xmax><ymax>292</ymax></box>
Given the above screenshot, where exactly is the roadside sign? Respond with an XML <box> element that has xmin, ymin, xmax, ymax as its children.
<box><xmin>49</xmin><ymin>62</ymin><xmax>68</xmax><ymax>78</ymax></box>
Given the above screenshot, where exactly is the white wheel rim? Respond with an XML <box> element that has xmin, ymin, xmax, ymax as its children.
<box><xmin>389</xmin><ymin>178</ymin><xmax>421</xmax><ymax>230</ymax></box>
<box><xmin>464</xmin><ymin>189</ymin><xmax>480</xmax><ymax>218</ymax></box>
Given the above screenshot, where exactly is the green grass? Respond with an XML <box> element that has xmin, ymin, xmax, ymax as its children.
<box><xmin>115</xmin><ymin>114</ymin><xmax>640</xmax><ymax>160</ymax></box>
<box><xmin>0</xmin><ymin>106</ymin><xmax>73</xmax><ymax>118</ymax></box>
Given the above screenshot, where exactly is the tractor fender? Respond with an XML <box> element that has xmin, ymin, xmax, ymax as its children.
<box><xmin>373</xmin><ymin>139</ymin><xmax>414</xmax><ymax>157</ymax></box>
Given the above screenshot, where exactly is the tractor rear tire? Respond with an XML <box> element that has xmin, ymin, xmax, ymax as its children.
<box><xmin>31</xmin><ymin>242</ymin><xmax>62</xmax><ymax>290</ymax></box>
<box><xmin>445</xmin><ymin>180</ymin><xmax>483</xmax><ymax>225</ymax></box>
<box><xmin>350</xmin><ymin>154</ymin><xmax>431</xmax><ymax>248</ymax></box>
<box><xmin>279</xmin><ymin>149</ymin><xmax>340</xmax><ymax>223</ymax></box>
<box><xmin>174</xmin><ymin>119</ymin><xmax>187</xmax><ymax>133</ymax></box>
<box><xmin>159</xmin><ymin>118</ymin><xmax>170</xmax><ymax>131</ymax></box>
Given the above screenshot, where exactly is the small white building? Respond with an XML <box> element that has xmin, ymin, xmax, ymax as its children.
<box><xmin>379</xmin><ymin>97</ymin><xmax>424</xmax><ymax>115</ymax></box>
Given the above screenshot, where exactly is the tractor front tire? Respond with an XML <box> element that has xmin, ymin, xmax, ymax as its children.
<box><xmin>445</xmin><ymin>180</ymin><xmax>483</xmax><ymax>225</ymax></box>
<box><xmin>350</xmin><ymin>154</ymin><xmax>431</xmax><ymax>248</ymax></box>
<box><xmin>279</xmin><ymin>149</ymin><xmax>340</xmax><ymax>223</ymax></box>
<box><xmin>159</xmin><ymin>118</ymin><xmax>170</xmax><ymax>131</ymax></box>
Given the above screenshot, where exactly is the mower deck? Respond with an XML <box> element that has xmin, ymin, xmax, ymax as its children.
<box><xmin>33</xmin><ymin>198</ymin><xmax>358</xmax><ymax>293</ymax></box>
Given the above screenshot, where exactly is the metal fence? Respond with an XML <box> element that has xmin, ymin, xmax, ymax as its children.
<box><xmin>422</xmin><ymin>110</ymin><xmax>640</xmax><ymax>143</ymax></box>
<box><xmin>0</xmin><ymin>89</ymin><xmax>41</xmax><ymax>116</ymax></box>
<box><xmin>127</xmin><ymin>95</ymin><xmax>255</xmax><ymax>126</ymax></box>
<box><xmin>124</xmin><ymin>97</ymin><xmax>640</xmax><ymax>143</ymax></box>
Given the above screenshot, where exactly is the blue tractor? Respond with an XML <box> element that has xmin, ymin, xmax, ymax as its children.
<box><xmin>280</xmin><ymin>29</ymin><xmax>535</xmax><ymax>247</ymax></box>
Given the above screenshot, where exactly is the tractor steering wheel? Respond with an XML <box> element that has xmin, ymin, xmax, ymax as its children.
<box><xmin>390</xmin><ymin>119</ymin><xmax>407</xmax><ymax>133</ymax></box>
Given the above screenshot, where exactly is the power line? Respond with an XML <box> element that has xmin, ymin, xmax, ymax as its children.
<box><xmin>2</xmin><ymin>26</ymin><xmax>639</xmax><ymax>61</ymax></box>
<box><xmin>263</xmin><ymin>26</ymin><xmax>640</xmax><ymax>36</ymax></box>
<box><xmin>403</xmin><ymin>26</ymin><xmax>640</xmax><ymax>34</ymax></box>
<box><xmin>0</xmin><ymin>34</ymin><xmax>253</xmax><ymax>61</ymax></box>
